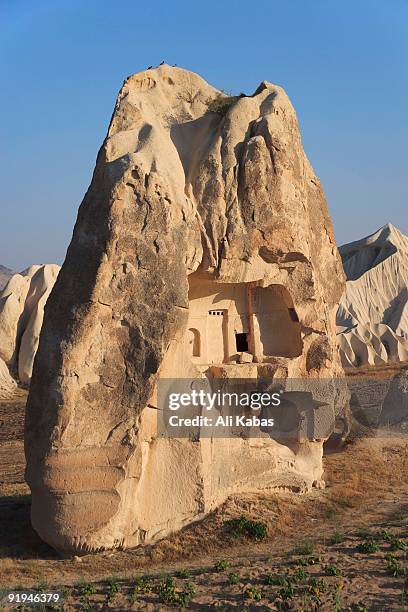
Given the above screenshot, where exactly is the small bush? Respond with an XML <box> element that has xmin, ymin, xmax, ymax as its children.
<box><xmin>106</xmin><ymin>578</ymin><xmax>119</xmax><ymax>602</ymax></box>
<box><xmin>293</xmin><ymin>567</ymin><xmax>309</xmax><ymax>582</ymax></box>
<box><xmin>227</xmin><ymin>571</ymin><xmax>239</xmax><ymax>585</ymax></box>
<box><xmin>357</xmin><ymin>539</ymin><xmax>379</xmax><ymax>554</ymax></box>
<box><xmin>227</xmin><ymin>515</ymin><xmax>267</xmax><ymax>540</ymax></box>
<box><xmin>244</xmin><ymin>586</ymin><xmax>262</xmax><ymax>600</ymax></box>
<box><xmin>278</xmin><ymin>583</ymin><xmax>294</xmax><ymax>600</ymax></box>
<box><xmin>79</xmin><ymin>583</ymin><xmax>96</xmax><ymax>596</ymax></box>
<box><xmin>386</xmin><ymin>554</ymin><xmax>407</xmax><ymax>577</ymax></box>
<box><xmin>380</xmin><ymin>529</ymin><xmax>393</xmax><ymax>542</ymax></box>
<box><xmin>390</xmin><ymin>537</ymin><xmax>406</xmax><ymax>552</ymax></box>
<box><xmin>308</xmin><ymin>577</ymin><xmax>327</xmax><ymax>595</ymax></box>
<box><xmin>214</xmin><ymin>559</ymin><xmax>230</xmax><ymax>572</ymax></box>
<box><xmin>131</xmin><ymin>576</ymin><xmax>151</xmax><ymax>598</ymax></box>
<box><xmin>324</xmin><ymin>564</ymin><xmax>342</xmax><ymax>577</ymax></box>
<box><xmin>157</xmin><ymin>576</ymin><xmax>195</xmax><ymax>607</ymax></box>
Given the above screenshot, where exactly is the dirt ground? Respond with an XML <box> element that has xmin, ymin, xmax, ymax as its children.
<box><xmin>0</xmin><ymin>390</ymin><xmax>407</xmax><ymax>610</ymax></box>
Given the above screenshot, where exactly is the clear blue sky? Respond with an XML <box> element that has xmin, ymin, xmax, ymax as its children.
<box><xmin>1</xmin><ymin>0</ymin><xmax>407</xmax><ymax>271</ymax></box>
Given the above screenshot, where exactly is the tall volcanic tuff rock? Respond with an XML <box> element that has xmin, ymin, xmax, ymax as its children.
<box><xmin>337</xmin><ymin>224</ymin><xmax>408</xmax><ymax>367</ymax></box>
<box><xmin>26</xmin><ymin>66</ymin><xmax>345</xmax><ymax>553</ymax></box>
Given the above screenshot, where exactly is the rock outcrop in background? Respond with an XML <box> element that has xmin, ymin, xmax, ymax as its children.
<box><xmin>0</xmin><ymin>264</ymin><xmax>60</xmax><ymax>391</ymax></box>
<box><xmin>25</xmin><ymin>65</ymin><xmax>345</xmax><ymax>554</ymax></box>
<box><xmin>0</xmin><ymin>265</ymin><xmax>14</xmax><ymax>291</ymax></box>
<box><xmin>337</xmin><ymin>224</ymin><xmax>408</xmax><ymax>367</ymax></box>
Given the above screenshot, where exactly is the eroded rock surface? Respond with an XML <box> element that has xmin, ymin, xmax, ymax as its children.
<box><xmin>25</xmin><ymin>66</ymin><xmax>345</xmax><ymax>553</ymax></box>
<box><xmin>337</xmin><ymin>224</ymin><xmax>408</xmax><ymax>367</ymax></box>
<box><xmin>0</xmin><ymin>265</ymin><xmax>60</xmax><ymax>385</ymax></box>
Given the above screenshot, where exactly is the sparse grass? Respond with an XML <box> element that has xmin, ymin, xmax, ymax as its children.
<box><xmin>176</xmin><ymin>569</ymin><xmax>191</xmax><ymax>579</ymax></box>
<box><xmin>325</xmin><ymin>505</ymin><xmax>338</xmax><ymax>519</ymax></box>
<box><xmin>293</xmin><ymin>539</ymin><xmax>314</xmax><ymax>556</ymax></box>
<box><xmin>329</xmin><ymin>529</ymin><xmax>345</xmax><ymax>545</ymax></box>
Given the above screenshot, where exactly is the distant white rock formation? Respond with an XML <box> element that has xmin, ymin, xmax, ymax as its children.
<box><xmin>0</xmin><ymin>355</ymin><xmax>17</xmax><ymax>398</ymax></box>
<box><xmin>0</xmin><ymin>264</ymin><xmax>60</xmax><ymax>389</ymax></box>
<box><xmin>337</xmin><ymin>224</ymin><xmax>408</xmax><ymax>367</ymax></box>
<box><xmin>0</xmin><ymin>265</ymin><xmax>14</xmax><ymax>290</ymax></box>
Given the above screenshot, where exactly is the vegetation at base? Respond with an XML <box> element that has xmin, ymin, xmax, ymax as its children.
<box><xmin>227</xmin><ymin>515</ymin><xmax>268</xmax><ymax>540</ymax></box>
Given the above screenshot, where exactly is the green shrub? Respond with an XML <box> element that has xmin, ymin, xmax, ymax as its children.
<box><xmin>324</xmin><ymin>564</ymin><xmax>342</xmax><ymax>576</ymax></box>
<box><xmin>131</xmin><ymin>576</ymin><xmax>151</xmax><ymax>600</ymax></box>
<box><xmin>390</xmin><ymin>537</ymin><xmax>406</xmax><ymax>552</ymax></box>
<box><xmin>157</xmin><ymin>576</ymin><xmax>196</xmax><ymax>607</ymax></box>
<box><xmin>227</xmin><ymin>571</ymin><xmax>239</xmax><ymax>585</ymax></box>
<box><xmin>293</xmin><ymin>567</ymin><xmax>309</xmax><ymax>582</ymax></box>
<box><xmin>244</xmin><ymin>586</ymin><xmax>262</xmax><ymax>600</ymax></box>
<box><xmin>106</xmin><ymin>578</ymin><xmax>119</xmax><ymax>602</ymax></box>
<box><xmin>308</xmin><ymin>577</ymin><xmax>327</xmax><ymax>595</ymax></box>
<box><xmin>278</xmin><ymin>583</ymin><xmax>294</xmax><ymax>600</ymax></box>
<box><xmin>357</xmin><ymin>539</ymin><xmax>379</xmax><ymax>554</ymax></box>
<box><xmin>79</xmin><ymin>583</ymin><xmax>96</xmax><ymax>596</ymax></box>
<box><xmin>214</xmin><ymin>559</ymin><xmax>230</xmax><ymax>571</ymax></box>
<box><xmin>227</xmin><ymin>515</ymin><xmax>267</xmax><ymax>540</ymax></box>
<box><xmin>386</xmin><ymin>554</ymin><xmax>407</xmax><ymax>577</ymax></box>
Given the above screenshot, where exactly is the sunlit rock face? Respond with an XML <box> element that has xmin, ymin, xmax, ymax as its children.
<box><xmin>0</xmin><ymin>264</ymin><xmax>60</xmax><ymax>386</ymax></box>
<box><xmin>337</xmin><ymin>224</ymin><xmax>408</xmax><ymax>367</ymax></box>
<box><xmin>25</xmin><ymin>65</ymin><xmax>345</xmax><ymax>553</ymax></box>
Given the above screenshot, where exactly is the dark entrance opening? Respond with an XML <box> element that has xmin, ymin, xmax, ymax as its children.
<box><xmin>235</xmin><ymin>332</ymin><xmax>249</xmax><ymax>352</ymax></box>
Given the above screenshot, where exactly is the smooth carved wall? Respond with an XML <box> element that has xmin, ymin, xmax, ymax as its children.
<box><xmin>252</xmin><ymin>286</ymin><xmax>303</xmax><ymax>358</ymax></box>
<box><xmin>186</xmin><ymin>277</ymin><xmax>302</xmax><ymax>364</ymax></box>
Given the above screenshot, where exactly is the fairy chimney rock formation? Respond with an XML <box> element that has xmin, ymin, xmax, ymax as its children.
<box><xmin>25</xmin><ymin>65</ymin><xmax>345</xmax><ymax>553</ymax></box>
